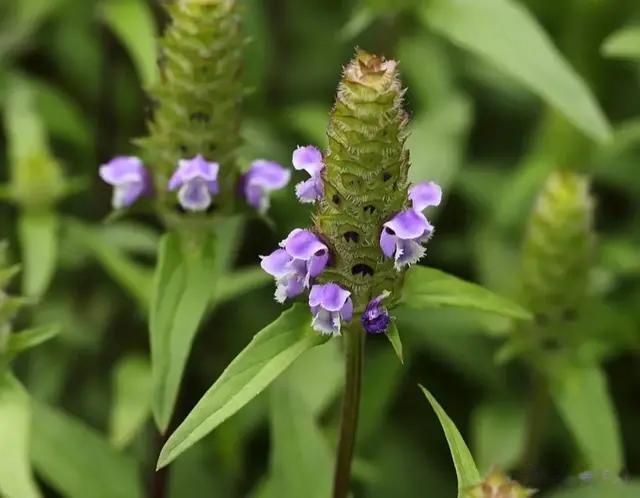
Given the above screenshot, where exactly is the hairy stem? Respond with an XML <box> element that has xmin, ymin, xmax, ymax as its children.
<box><xmin>333</xmin><ymin>324</ymin><xmax>365</xmax><ymax>498</ymax></box>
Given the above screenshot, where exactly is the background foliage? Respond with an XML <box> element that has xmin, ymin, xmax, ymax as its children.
<box><xmin>1</xmin><ymin>0</ymin><xmax>640</xmax><ymax>496</ymax></box>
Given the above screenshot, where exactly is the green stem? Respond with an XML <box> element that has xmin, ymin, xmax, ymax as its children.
<box><xmin>333</xmin><ymin>324</ymin><xmax>365</xmax><ymax>498</ymax></box>
<box><xmin>519</xmin><ymin>370</ymin><xmax>549</xmax><ymax>484</ymax></box>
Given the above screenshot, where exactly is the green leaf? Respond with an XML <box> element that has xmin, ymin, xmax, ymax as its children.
<box><xmin>385</xmin><ymin>321</ymin><xmax>404</xmax><ymax>364</ymax></box>
<box><xmin>158</xmin><ymin>304</ymin><xmax>325</xmax><ymax>469</ymax></box>
<box><xmin>602</xmin><ymin>26</ymin><xmax>640</xmax><ymax>61</ymax></box>
<box><xmin>150</xmin><ymin>232</ymin><xmax>217</xmax><ymax>431</ymax></box>
<box><xmin>406</xmin><ymin>94</ymin><xmax>472</xmax><ymax>190</ymax></box>
<box><xmin>548</xmin><ymin>480</ymin><xmax>640</xmax><ymax>498</ymax></box>
<box><xmin>401</xmin><ymin>266</ymin><xmax>531</xmax><ymax>320</ymax></box>
<box><xmin>19</xmin><ymin>211</ymin><xmax>58</xmax><ymax>297</ymax></box>
<box><xmin>100</xmin><ymin>0</ymin><xmax>158</xmax><ymax>86</ymax></box>
<box><xmin>471</xmin><ymin>401</ymin><xmax>527</xmax><ymax>474</ymax></box>
<box><xmin>419</xmin><ymin>385</ymin><xmax>481</xmax><ymax>497</ymax></box>
<box><xmin>6</xmin><ymin>325</ymin><xmax>60</xmax><ymax>358</ymax></box>
<box><xmin>109</xmin><ymin>355</ymin><xmax>152</xmax><ymax>449</ymax></box>
<box><xmin>268</xmin><ymin>373</ymin><xmax>333</xmax><ymax>498</ymax></box>
<box><xmin>30</xmin><ymin>402</ymin><xmax>143</xmax><ymax>498</ymax></box>
<box><xmin>421</xmin><ymin>0</ymin><xmax>611</xmax><ymax>143</ymax></box>
<box><xmin>548</xmin><ymin>362</ymin><xmax>623</xmax><ymax>472</ymax></box>
<box><xmin>214</xmin><ymin>266</ymin><xmax>271</xmax><ymax>306</ymax></box>
<box><xmin>67</xmin><ymin>221</ymin><xmax>152</xmax><ymax>311</ymax></box>
<box><xmin>0</xmin><ymin>373</ymin><xmax>41</xmax><ymax>498</ymax></box>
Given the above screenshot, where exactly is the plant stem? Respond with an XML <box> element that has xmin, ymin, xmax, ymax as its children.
<box><xmin>333</xmin><ymin>323</ymin><xmax>365</xmax><ymax>498</ymax></box>
<box><xmin>519</xmin><ymin>371</ymin><xmax>549</xmax><ymax>484</ymax></box>
<box><xmin>149</xmin><ymin>431</ymin><xmax>170</xmax><ymax>498</ymax></box>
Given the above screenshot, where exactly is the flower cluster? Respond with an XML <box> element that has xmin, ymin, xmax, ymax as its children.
<box><xmin>99</xmin><ymin>155</ymin><xmax>290</xmax><ymax>214</ymax></box>
<box><xmin>261</xmin><ymin>144</ymin><xmax>441</xmax><ymax>336</ymax></box>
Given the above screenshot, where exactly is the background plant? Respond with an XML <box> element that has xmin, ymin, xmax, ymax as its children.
<box><xmin>1</xmin><ymin>0</ymin><xmax>640</xmax><ymax>497</ymax></box>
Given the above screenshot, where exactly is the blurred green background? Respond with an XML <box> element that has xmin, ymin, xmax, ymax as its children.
<box><xmin>1</xmin><ymin>0</ymin><xmax>640</xmax><ymax>497</ymax></box>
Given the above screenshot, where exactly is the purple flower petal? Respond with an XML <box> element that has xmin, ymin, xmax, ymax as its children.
<box><xmin>168</xmin><ymin>155</ymin><xmax>219</xmax><ymax>191</ymax></box>
<box><xmin>395</xmin><ymin>238</ymin><xmax>426</xmax><ymax>270</ymax></box>
<box><xmin>384</xmin><ymin>210</ymin><xmax>431</xmax><ymax>240</ymax></box>
<box><xmin>113</xmin><ymin>182</ymin><xmax>146</xmax><ymax>209</ymax></box>
<box><xmin>260</xmin><ymin>248</ymin><xmax>292</xmax><ymax>277</ymax></box>
<box><xmin>311</xmin><ymin>308</ymin><xmax>340</xmax><ymax>336</ymax></box>
<box><xmin>243</xmin><ymin>160</ymin><xmax>291</xmax><ymax>213</ymax></box>
<box><xmin>361</xmin><ymin>291</ymin><xmax>391</xmax><ymax>334</ymax></box>
<box><xmin>282</xmin><ymin>229</ymin><xmax>327</xmax><ymax>260</ymax></box>
<box><xmin>379</xmin><ymin>228</ymin><xmax>397</xmax><ymax>258</ymax></box>
<box><xmin>295</xmin><ymin>176</ymin><xmax>324</xmax><ymax>203</ymax></box>
<box><xmin>99</xmin><ymin>156</ymin><xmax>150</xmax><ymax>209</ymax></box>
<box><xmin>178</xmin><ymin>179</ymin><xmax>212</xmax><ymax>212</ymax></box>
<box><xmin>409</xmin><ymin>181</ymin><xmax>442</xmax><ymax>212</ymax></box>
<box><xmin>309</xmin><ymin>283</ymin><xmax>352</xmax><ymax>336</ymax></box>
<box><xmin>292</xmin><ymin>145</ymin><xmax>324</xmax><ymax>175</ymax></box>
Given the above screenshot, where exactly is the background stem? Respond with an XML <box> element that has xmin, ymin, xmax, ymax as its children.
<box><xmin>332</xmin><ymin>324</ymin><xmax>365</xmax><ymax>498</ymax></box>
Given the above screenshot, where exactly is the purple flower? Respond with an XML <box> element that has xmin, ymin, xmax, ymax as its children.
<box><xmin>260</xmin><ymin>229</ymin><xmax>329</xmax><ymax>303</ymax></box>
<box><xmin>309</xmin><ymin>283</ymin><xmax>353</xmax><ymax>336</ymax></box>
<box><xmin>242</xmin><ymin>160</ymin><xmax>291</xmax><ymax>213</ymax></box>
<box><xmin>361</xmin><ymin>291</ymin><xmax>391</xmax><ymax>334</ymax></box>
<box><xmin>168</xmin><ymin>155</ymin><xmax>219</xmax><ymax>212</ymax></box>
<box><xmin>380</xmin><ymin>181</ymin><xmax>442</xmax><ymax>270</ymax></box>
<box><xmin>292</xmin><ymin>145</ymin><xmax>324</xmax><ymax>203</ymax></box>
<box><xmin>99</xmin><ymin>156</ymin><xmax>150</xmax><ymax>209</ymax></box>
<box><xmin>409</xmin><ymin>181</ymin><xmax>442</xmax><ymax>211</ymax></box>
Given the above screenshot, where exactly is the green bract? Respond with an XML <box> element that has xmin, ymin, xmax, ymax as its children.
<box><xmin>139</xmin><ymin>0</ymin><xmax>244</xmax><ymax>216</ymax></box>
<box><xmin>315</xmin><ymin>50</ymin><xmax>410</xmax><ymax>312</ymax></box>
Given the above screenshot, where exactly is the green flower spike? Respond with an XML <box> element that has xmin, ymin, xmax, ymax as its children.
<box><xmin>314</xmin><ymin>49</ymin><xmax>431</xmax><ymax>316</ymax></box>
<box><xmin>521</xmin><ymin>171</ymin><xmax>594</xmax><ymax>324</ymax></box>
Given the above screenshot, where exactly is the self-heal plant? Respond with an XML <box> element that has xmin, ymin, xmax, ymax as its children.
<box><xmin>157</xmin><ymin>51</ymin><xmax>530</xmax><ymax>497</ymax></box>
<box><xmin>95</xmin><ymin>0</ymin><xmax>291</xmax><ymax>437</ymax></box>
<box><xmin>262</xmin><ymin>50</ymin><xmax>443</xmax><ymax>495</ymax></box>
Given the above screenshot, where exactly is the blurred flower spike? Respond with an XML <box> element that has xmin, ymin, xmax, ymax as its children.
<box><xmin>99</xmin><ymin>156</ymin><xmax>151</xmax><ymax>209</ymax></box>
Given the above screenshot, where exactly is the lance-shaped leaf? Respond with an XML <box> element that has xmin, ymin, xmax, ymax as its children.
<box><xmin>0</xmin><ymin>373</ymin><xmax>41</xmax><ymax>498</ymax></box>
<box><xmin>548</xmin><ymin>362</ymin><xmax>623</xmax><ymax>473</ymax></box>
<box><xmin>100</xmin><ymin>0</ymin><xmax>158</xmax><ymax>86</ymax></box>
<box><xmin>68</xmin><ymin>221</ymin><xmax>152</xmax><ymax>311</ymax></box>
<box><xmin>158</xmin><ymin>304</ymin><xmax>325</xmax><ymax>469</ymax></box>
<box><xmin>109</xmin><ymin>355</ymin><xmax>152</xmax><ymax>449</ymax></box>
<box><xmin>150</xmin><ymin>232</ymin><xmax>217</xmax><ymax>432</ymax></box>
<box><xmin>602</xmin><ymin>26</ymin><xmax>640</xmax><ymax>61</ymax></box>
<box><xmin>267</xmin><ymin>373</ymin><xmax>333</xmax><ymax>498</ymax></box>
<box><xmin>18</xmin><ymin>212</ymin><xmax>58</xmax><ymax>298</ymax></box>
<box><xmin>401</xmin><ymin>266</ymin><xmax>531</xmax><ymax>320</ymax></box>
<box><xmin>420</xmin><ymin>385</ymin><xmax>481</xmax><ymax>498</ymax></box>
<box><xmin>5</xmin><ymin>324</ymin><xmax>60</xmax><ymax>359</ymax></box>
<box><xmin>386</xmin><ymin>321</ymin><xmax>404</xmax><ymax>364</ymax></box>
<box><xmin>421</xmin><ymin>0</ymin><xmax>611</xmax><ymax>143</ymax></box>
<box><xmin>30</xmin><ymin>402</ymin><xmax>143</xmax><ymax>498</ymax></box>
